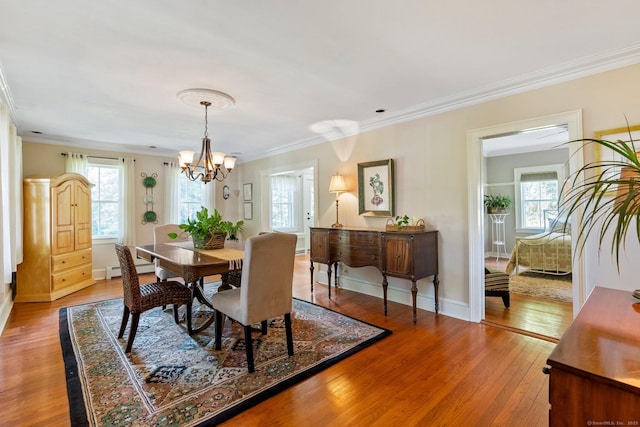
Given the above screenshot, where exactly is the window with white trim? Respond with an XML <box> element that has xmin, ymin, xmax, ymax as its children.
<box><xmin>87</xmin><ymin>158</ymin><xmax>120</xmax><ymax>238</ymax></box>
<box><xmin>271</xmin><ymin>173</ymin><xmax>301</xmax><ymax>231</ymax></box>
<box><xmin>514</xmin><ymin>164</ymin><xmax>564</xmax><ymax>231</ymax></box>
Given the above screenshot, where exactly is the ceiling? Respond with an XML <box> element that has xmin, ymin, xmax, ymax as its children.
<box><xmin>1</xmin><ymin>1</ymin><xmax>640</xmax><ymax>163</ymax></box>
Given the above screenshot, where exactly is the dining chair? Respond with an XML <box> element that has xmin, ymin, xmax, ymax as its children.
<box><xmin>211</xmin><ymin>232</ymin><xmax>297</xmax><ymax>373</ymax></box>
<box><xmin>153</xmin><ymin>224</ymin><xmax>190</xmax><ymax>282</ymax></box>
<box><xmin>114</xmin><ymin>243</ymin><xmax>194</xmax><ymax>353</ymax></box>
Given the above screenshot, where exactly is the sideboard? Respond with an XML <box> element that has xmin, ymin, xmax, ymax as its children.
<box><xmin>309</xmin><ymin>227</ymin><xmax>439</xmax><ymax>323</ymax></box>
<box><xmin>545</xmin><ymin>286</ymin><xmax>640</xmax><ymax>425</ymax></box>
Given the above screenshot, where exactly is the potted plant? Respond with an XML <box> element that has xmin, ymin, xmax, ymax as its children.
<box><xmin>226</xmin><ymin>219</ymin><xmax>244</xmax><ymax>241</ymax></box>
<box><xmin>560</xmin><ymin>129</ymin><xmax>640</xmax><ymax>268</ymax></box>
<box><xmin>484</xmin><ymin>194</ymin><xmax>512</xmax><ymax>214</ymax></box>
<box><xmin>169</xmin><ymin>206</ymin><xmax>234</xmax><ymax>249</ymax></box>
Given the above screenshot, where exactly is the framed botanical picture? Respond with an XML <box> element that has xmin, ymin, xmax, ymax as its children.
<box><xmin>243</xmin><ymin>183</ymin><xmax>252</xmax><ymax>201</ymax></box>
<box><xmin>244</xmin><ymin>202</ymin><xmax>253</xmax><ymax>220</ymax></box>
<box><xmin>593</xmin><ymin>125</ymin><xmax>640</xmax><ymax>194</ymax></box>
<box><xmin>358</xmin><ymin>158</ymin><xmax>394</xmax><ymax>217</ymax></box>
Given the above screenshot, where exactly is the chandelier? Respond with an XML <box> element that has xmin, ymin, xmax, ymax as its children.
<box><xmin>177</xmin><ymin>89</ymin><xmax>237</xmax><ymax>183</ymax></box>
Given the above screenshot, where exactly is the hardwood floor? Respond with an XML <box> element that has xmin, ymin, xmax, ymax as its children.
<box><xmin>484</xmin><ymin>257</ymin><xmax>573</xmax><ymax>341</ymax></box>
<box><xmin>0</xmin><ymin>255</ymin><xmax>556</xmax><ymax>426</ymax></box>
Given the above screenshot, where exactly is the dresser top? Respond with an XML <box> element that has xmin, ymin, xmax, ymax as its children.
<box><xmin>547</xmin><ymin>286</ymin><xmax>640</xmax><ymax>392</ymax></box>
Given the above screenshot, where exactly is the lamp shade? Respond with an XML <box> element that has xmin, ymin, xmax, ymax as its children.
<box><xmin>329</xmin><ymin>174</ymin><xmax>348</xmax><ymax>193</ymax></box>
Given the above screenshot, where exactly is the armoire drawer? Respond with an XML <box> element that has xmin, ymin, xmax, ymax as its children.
<box><xmin>51</xmin><ymin>248</ymin><xmax>92</xmax><ymax>273</ymax></box>
<box><xmin>52</xmin><ymin>263</ymin><xmax>92</xmax><ymax>291</ymax></box>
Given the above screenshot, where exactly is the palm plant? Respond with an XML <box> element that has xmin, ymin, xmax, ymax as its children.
<box><xmin>559</xmin><ymin>128</ymin><xmax>640</xmax><ymax>268</ymax></box>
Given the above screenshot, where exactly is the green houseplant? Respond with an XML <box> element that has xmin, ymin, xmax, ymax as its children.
<box><xmin>484</xmin><ymin>194</ymin><xmax>512</xmax><ymax>214</ymax></box>
<box><xmin>169</xmin><ymin>206</ymin><xmax>238</xmax><ymax>249</ymax></box>
<box><xmin>559</xmin><ymin>129</ymin><xmax>640</xmax><ymax>267</ymax></box>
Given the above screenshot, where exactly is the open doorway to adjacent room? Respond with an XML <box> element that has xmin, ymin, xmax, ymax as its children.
<box><xmin>482</xmin><ymin>126</ymin><xmax>573</xmax><ymax>340</ymax></box>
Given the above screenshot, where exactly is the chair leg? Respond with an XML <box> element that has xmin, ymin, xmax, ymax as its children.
<box><xmin>173</xmin><ymin>304</ymin><xmax>180</xmax><ymax>324</ymax></box>
<box><xmin>186</xmin><ymin>303</ymin><xmax>193</xmax><ymax>335</ymax></box>
<box><xmin>214</xmin><ymin>310</ymin><xmax>223</xmax><ymax>350</ymax></box>
<box><xmin>125</xmin><ymin>312</ymin><xmax>140</xmax><ymax>353</ymax></box>
<box><xmin>284</xmin><ymin>313</ymin><xmax>294</xmax><ymax>356</ymax></box>
<box><xmin>244</xmin><ymin>325</ymin><xmax>255</xmax><ymax>373</ymax></box>
<box><xmin>118</xmin><ymin>305</ymin><xmax>130</xmax><ymax>339</ymax></box>
<box><xmin>261</xmin><ymin>320</ymin><xmax>268</xmax><ymax>335</ymax></box>
<box><xmin>502</xmin><ymin>293</ymin><xmax>511</xmax><ymax>308</ymax></box>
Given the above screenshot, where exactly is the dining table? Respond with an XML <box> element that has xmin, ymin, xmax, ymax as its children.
<box><xmin>135</xmin><ymin>240</ymin><xmax>244</xmax><ymax>332</ymax></box>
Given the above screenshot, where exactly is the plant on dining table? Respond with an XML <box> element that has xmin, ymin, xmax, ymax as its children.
<box><xmin>168</xmin><ymin>206</ymin><xmax>242</xmax><ymax>249</ymax></box>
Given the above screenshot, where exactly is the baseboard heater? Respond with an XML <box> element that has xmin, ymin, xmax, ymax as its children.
<box><xmin>105</xmin><ymin>262</ymin><xmax>155</xmax><ymax>279</ymax></box>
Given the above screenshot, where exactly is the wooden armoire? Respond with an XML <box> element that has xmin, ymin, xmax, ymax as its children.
<box><xmin>16</xmin><ymin>173</ymin><xmax>95</xmax><ymax>301</ymax></box>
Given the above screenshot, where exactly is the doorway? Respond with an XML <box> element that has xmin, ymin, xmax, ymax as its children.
<box><xmin>260</xmin><ymin>161</ymin><xmax>318</xmax><ymax>254</ymax></box>
<box><xmin>482</xmin><ymin>127</ymin><xmax>572</xmax><ymax>339</ymax></box>
<box><xmin>466</xmin><ymin>110</ymin><xmax>586</xmax><ymax>333</ymax></box>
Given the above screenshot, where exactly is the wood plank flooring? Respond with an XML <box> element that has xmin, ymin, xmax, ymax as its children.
<box><xmin>0</xmin><ymin>255</ymin><xmax>556</xmax><ymax>426</ymax></box>
<box><xmin>484</xmin><ymin>257</ymin><xmax>573</xmax><ymax>341</ymax></box>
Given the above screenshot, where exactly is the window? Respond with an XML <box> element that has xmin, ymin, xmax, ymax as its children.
<box><xmin>271</xmin><ymin>174</ymin><xmax>300</xmax><ymax>231</ymax></box>
<box><xmin>178</xmin><ymin>178</ymin><xmax>208</xmax><ymax>223</ymax></box>
<box><xmin>87</xmin><ymin>158</ymin><xmax>120</xmax><ymax>238</ymax></box>
<box><xmin>514</xmin><ymin>164</ymin><xmax>564</xmax><ymax>231</ymax></box>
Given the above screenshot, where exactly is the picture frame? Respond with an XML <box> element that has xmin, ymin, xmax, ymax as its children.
<box><xmin>593</xmin><ymin>125</ymin><xmax>640</xmax><ymax>194</ymax></box>
<box><xmin>243</xmin><ymin>183</ymin><xmax>253</xmax><ymax>201</ymax></box>
<box><xmin>243</xmin><ymin>202</ymin><xmax>253</xmax><ymax>220</ymax></box>
<box><xmin>222</xmin><ymin>185</ymin><xmax>230</xmax><ymax>200</ymax></box>
<box><xmin>358</xmin><ymin>158</ymin><xmax>395</xmax><ymax>217</ymax></box>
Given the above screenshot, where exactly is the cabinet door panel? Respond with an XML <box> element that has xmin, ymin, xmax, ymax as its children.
<box><xmin>51</xmin><ymin>181</ymin><xmax>75</xmax><ymax>254</ymax></box>
<box><xmin>384</xmin><ymin>237</ymin><xmax>412</xmax><ymax>275</ymax></box>
<box><xmin>74</xmin><ymin>181</ymin><xmax>92</xmax><ymax>250</ymax></box>
<box><xmin>310</xmin><ymin>229</ymin><xmax>330</xmax><ymax>263</ymax></box>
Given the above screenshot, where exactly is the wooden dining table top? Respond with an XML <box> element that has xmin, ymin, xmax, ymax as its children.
<box><xmin>135</xmin><ymin>241</ymin><xmax>244</xmax><ymax>283</ymax></box>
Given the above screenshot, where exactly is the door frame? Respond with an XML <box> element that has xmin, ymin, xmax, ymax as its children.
<box><xmin>466</xmin><ymin>110</ymin><xmax>585</xmax><ymax>322</ymax></box>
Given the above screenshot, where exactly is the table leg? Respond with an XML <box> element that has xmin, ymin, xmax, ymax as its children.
<box><xmin>433</xmin><ymin>274</ymin><xmax>440</xmax><ymax>314</ymax></box>
<box><xmin>310</xmin><ymin>260</ymin><xmax>315</xmax><ymax>292</ymax></box>
<box><xmin>411</xmin><ymin>279</ymin><xmax>418</xmax><ymax>324</ymax></box>
<box><xmin>218</xmin><ymin>272</ymin><xmax>232</xmax><ymax>292</ymax></box>
<box><xmin>382</xmin><ymin>275</ymin><xmax>388</xmax><ymax>316</ymax></box>
<box><xmin>327</xmin><ymin>263</ymin><xmax>332</xmax><ymax>299</ymax></box>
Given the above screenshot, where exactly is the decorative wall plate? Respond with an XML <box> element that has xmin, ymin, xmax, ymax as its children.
<box><xmin>143</xmin><ymin>176</ymin><xmax>157</xmax><ymax>188</ymax></box>
<box><xmin>143</xmin><ymin>211</ymin><xmax>157</xmax><ymax>222</ymax></box>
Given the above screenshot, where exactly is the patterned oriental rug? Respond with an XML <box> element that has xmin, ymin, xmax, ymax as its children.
<box><xmin>60</xmin><ymin>289</ymin><xmax>391</xmax><ymax>426</ymax></box>
<box><xmin>509</xmin><ymin>271</ymin><xmax>573</xmax><ymax>302</ymax></box>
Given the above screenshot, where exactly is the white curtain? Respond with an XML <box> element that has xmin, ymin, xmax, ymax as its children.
<box><xmin>164</xmin><ymin>162</ymin><xmax>181</xmax><ymax>224</ymax></box>
<box><xmin>0</xmin><ymin>103</ymin><xmax>22</xmax><ymax>284</ymax></box>
<box><xmin>64</xmin><ymin>152</ymin><xmax>88</xmax><ymax>176</ymax></box>
<box><xmin>119</xmin><ymin>157</ymin><xmax>136</xmax><ymax>246</ymax></box>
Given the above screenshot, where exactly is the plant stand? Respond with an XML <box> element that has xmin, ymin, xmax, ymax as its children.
<box><xmin>488</xmin><ymin>213</ymin><xmax>508</xmax><ymax>262</ymax></box>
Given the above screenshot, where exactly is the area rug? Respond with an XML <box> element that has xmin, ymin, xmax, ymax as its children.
<box><xmin>60</xmin><ymin>288</ymin><xmax>391</xmax><ymax>426</ymax></box>
<box><xmin>509</xmin><ymin>271</ymin><xmax>573</xmax><ymax>302</ymax></box>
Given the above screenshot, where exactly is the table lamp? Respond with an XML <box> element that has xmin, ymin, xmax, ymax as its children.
<box><xmin>329</xmin><ymin>174</ymin><xmax>348</xmax><ymax>228</ymax></box>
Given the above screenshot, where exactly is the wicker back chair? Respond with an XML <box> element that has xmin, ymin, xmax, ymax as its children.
<box><xmin>115</xmin><ymin>243</ymin><xmax>194</xmax><ymax>352</ymax></box>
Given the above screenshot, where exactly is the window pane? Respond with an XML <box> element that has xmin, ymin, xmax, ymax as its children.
<box><xmin>521</xmin><ymin>179</ymin><xmax>559</xmax><ymax>229</ymax></box>
<box><xmin>88</xmin><ymin>164</ymin><xmax>120</xmax><ymax>238</ymax></box>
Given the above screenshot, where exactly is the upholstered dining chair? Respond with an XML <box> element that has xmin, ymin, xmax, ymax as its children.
<box><xmin>153</xmin><ymin>224</ymin><xmax>190</xmax><ymax>282</ymax></box>
<box><xmin>114</xmin><ymin>243</ymin><xmax>194</xmax><ymax>353</ymax></box>
<box><xmin>211</xmin><ymin>232</ymin><xmax>297</xmax><ymax>373</ymax></box>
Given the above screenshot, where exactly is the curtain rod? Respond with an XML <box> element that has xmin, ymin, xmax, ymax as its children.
<box><xmin>60</xmin><ymin>153</ymin><xmax>135</xmax><ymax>161</ymax></box>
